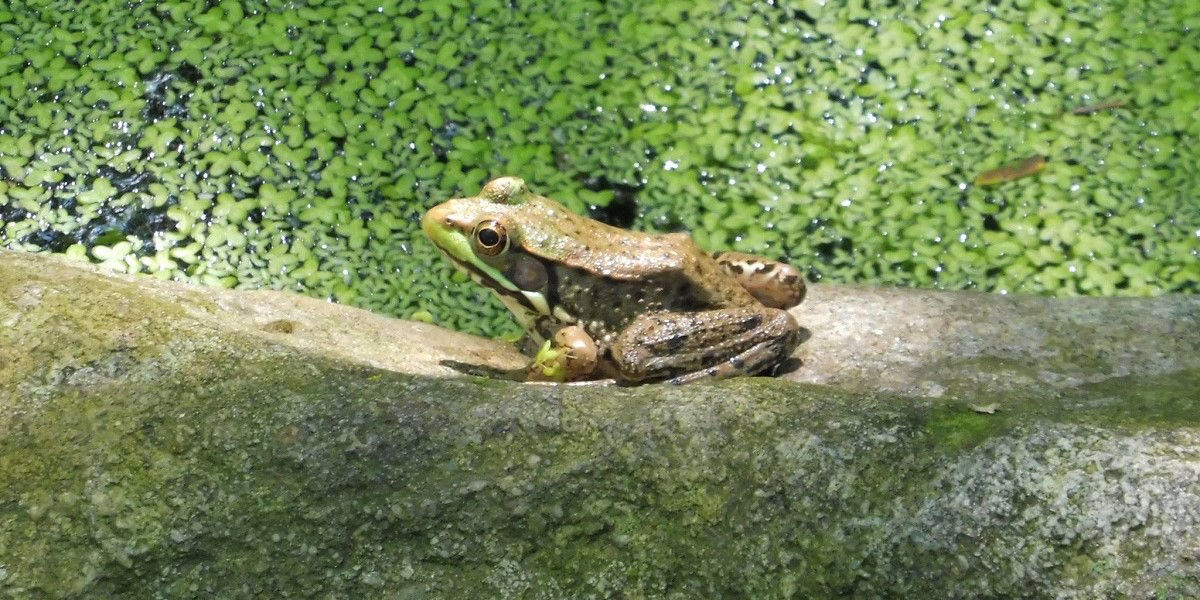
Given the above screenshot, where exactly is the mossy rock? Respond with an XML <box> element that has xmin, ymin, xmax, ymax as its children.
<box><xmin>2</xmin><ymin>250</ymin><xmax>1199</xmax><ymax>597</ymax></box>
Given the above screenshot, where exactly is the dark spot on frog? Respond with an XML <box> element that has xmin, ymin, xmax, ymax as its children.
<box><xmin>544</xmin><ymin>265</ymin><xmax>562</xmax><ymax>312</ymax></box>
<box><xmin>262</xmin><ymin>319</ymin><xmax>298</xmax><ymax>334</ymax></box>
<box><xmin>760</xmin><ymin>263</ymin><xmax>776</xmax><ymax>274</ymax></box>
<box><xmin>740</xmin><ymin>314</ymin><xmax>763</xmax><ymax>333</ymax></box>
<box><xmin>664</xmin><ymin>332</ymin><xmax>689</xmax><ymax>352</ymax></box>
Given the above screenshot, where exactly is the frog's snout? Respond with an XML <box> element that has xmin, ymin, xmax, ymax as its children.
<box><xmin>423</xmin><ymin>199</ymin><xmax>483</xmax><ymax>241</ymax></box>
<box><xmin>421</xmin><ymin>203</ymin><xmax>451</xmax><ymax>240</ymax></box>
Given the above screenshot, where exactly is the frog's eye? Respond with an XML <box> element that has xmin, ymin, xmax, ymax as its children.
<box><xmin>473</xmin><ymin>220</ymin><xmax>509</xmax><ymax>256</ymax></box>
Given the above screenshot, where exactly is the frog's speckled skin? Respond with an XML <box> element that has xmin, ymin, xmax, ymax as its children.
<box><xmin>422</xmin><ymin>177</ymin><xmax>806</xmax><ymax>384</ymax></box>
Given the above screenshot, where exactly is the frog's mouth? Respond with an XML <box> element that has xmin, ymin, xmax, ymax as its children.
<box><xmin>438</xmin><ymin>250</ymin><xmax>554</xmax><ymax>339</ymax></box>
<box><xmin>423</xmin><ymin>206</ymin><xmax>553</xmax><ymax>327</ymax></box>
<box><xmin>431</xmin><ymin>239</ymin><xmax>550</xmax><ymax>322</ymax></box>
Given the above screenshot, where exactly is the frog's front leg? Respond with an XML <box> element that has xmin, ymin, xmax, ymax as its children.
<box><xmin>609</xmin><ymin>307</ymin><xmax>802</xmax><ymax>384</ymax></box>
<box><xmin>713</xmin><ymin>251</ymin><xmax>807</xmax><ymax>309</ymax></box>
<box><xmin>528</xmin><ymin>325</ymin><xmax>600</xmax><ymax>382</ymax></box>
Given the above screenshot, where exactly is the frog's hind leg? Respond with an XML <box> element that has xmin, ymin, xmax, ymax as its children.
<box><xmin>713</xmin><ymin>251</ymin><xmax>807</xmax><ymax>309</ymax></box>
<box><xmin>664</xmin><ymin>337</ymin><xmax>793</xmax><ymax>384</ymax></box>
<box><xmin>609</xmin><ymin>307</ymin><xmax>802</xmax><ymax>384</ymax></box>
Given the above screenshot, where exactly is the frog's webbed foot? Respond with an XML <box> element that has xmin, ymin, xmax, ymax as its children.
<box><xmin>527</xmin><ymin>325</ymin><xmax>600</xmax><ymax>382</ymax></box>
<box><xmin>713</xmin><ymin>251</ymin><xmax>806</xmax><ymax>309</ymax></box>
<box><xmin>610</xmin><ymin>307</ymin><xmax>802</xmax><ymax>384</ymax></box>
<box><xmin>440</xmin><ymin>325</ymin><xmax>603</xmax><ymax>383</ymax></box>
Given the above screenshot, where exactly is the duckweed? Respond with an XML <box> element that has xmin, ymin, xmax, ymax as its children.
<box><xmin>0</xmin><ymin>0</ymin><xmax>1197</xmax><ymax>337</ymax></box>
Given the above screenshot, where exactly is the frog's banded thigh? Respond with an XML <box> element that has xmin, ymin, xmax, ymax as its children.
<box><xmin>608</xmin><ymin>307</ymin><xmax>801</xmax><ymax>384</ymax></box>
<box><xmin>713</xmin><ymin>251</ymin><xmax>806</xmax><ymax>309</ymax></box>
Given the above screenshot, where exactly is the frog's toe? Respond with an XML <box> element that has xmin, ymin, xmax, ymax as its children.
<box><xmin>526</xmin><ymin>340</ymin><xmax>564</xmax><ymax>381</ymax></box>
<box><xmin>527</xmin><ymin>327</ymin><xmax>601</xmax><ymax>383</ymax></box>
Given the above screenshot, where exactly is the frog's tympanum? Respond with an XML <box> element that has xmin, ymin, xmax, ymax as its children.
<box><xmin>422</xmin><ymin>177</ymin><xmax>806</xmax><ymax>384</ymax></box>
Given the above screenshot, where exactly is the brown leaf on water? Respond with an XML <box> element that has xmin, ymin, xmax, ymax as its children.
<box><xmin>973</xmin><ymin>155</ymin><xmax>1047</xmax><ymax>186</ymax></box>
<box><xmin>1070</xmin><ymin>98</ymin><xmax>1126</xmax><ymax>115</ymax></box>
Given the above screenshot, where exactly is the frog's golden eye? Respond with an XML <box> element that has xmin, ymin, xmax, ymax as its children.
<box><xmin>473</xmin><ymin>220</ymin><xmax>508</xmax><ymax>256</ymax></box>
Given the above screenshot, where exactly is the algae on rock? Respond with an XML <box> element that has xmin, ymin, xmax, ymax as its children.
<box><xmin>2</xmin><ymin>250</ymin><xmax>1199</xmax><ymax>598</ymax></box>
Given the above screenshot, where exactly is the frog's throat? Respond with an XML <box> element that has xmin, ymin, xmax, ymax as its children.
<box><xmin>433</xmin><ymin>234</ymin><xmax>552</xmax><ymax>319</ymax></box>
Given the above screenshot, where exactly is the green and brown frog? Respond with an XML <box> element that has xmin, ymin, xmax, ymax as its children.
<box><xmin>422</xmin><ymin>176</ymin><xmax>806</xmax><ymax>384</ymax></box>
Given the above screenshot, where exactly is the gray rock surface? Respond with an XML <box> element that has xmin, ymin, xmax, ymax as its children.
<box><xmin>790</xmin><ymin>283</ymin><xmax>1199</xmax><ymax>398</ymax></box>
<box><xmin>1</xmin><ymin>249</ymin><xmax>1198</xmax><ymax>598</ymax></box>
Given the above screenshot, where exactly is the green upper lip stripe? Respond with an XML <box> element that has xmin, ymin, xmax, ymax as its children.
<box><xmin>433</xmin><ymin>237</ymin><xmax>541</xmax><ymax>316</ymax></box>
<box><xmin>460</xmin><ymin>258</ymin><xmax>540</xmax><ymax>315</ymax></box>
<box><xmin>437</xmin><ymin>231</ymin><xmax>518</xmax><ymax>292</ymax></box>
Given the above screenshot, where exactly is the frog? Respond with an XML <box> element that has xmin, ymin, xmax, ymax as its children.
<box><xmin>421</xmin><ymin>176</ymin><xmax>807</xmax><ymax>385</ymax></box>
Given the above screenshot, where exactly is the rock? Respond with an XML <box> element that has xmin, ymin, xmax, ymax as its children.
<box><xmin>788</xmin><ymin>283</ymin><xmax>1199</xmax><ymax>399</ymax></box>
<box><xmin>1</xmin><ymin>249</ymin><xmax>1198</xmax><ymax>598</ymax></box>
